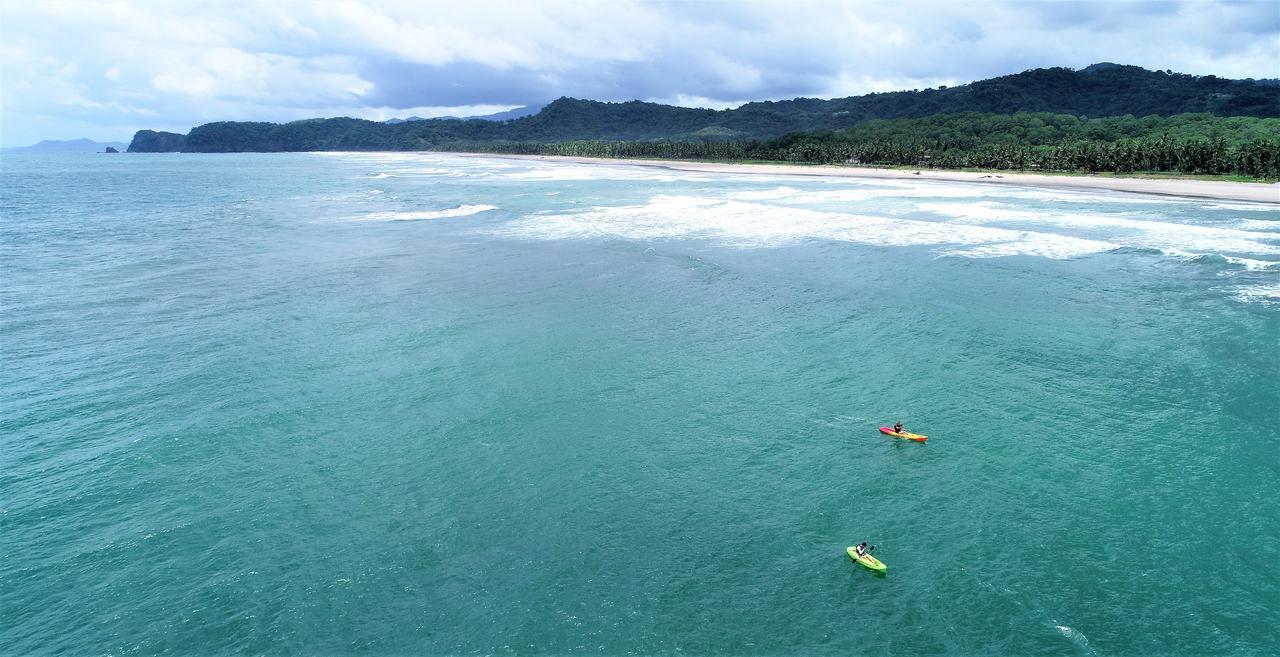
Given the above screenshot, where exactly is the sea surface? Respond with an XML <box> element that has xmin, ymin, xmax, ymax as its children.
<box><xmin>2</xmin><ymin>152</ymin><xmax>1278</xmax><ymax>656</ymax></box>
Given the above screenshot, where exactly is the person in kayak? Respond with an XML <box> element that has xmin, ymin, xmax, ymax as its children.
<box><xmin>854</xmin><ymin>542</ymin><xmax>876</xmax><ymax>558</ymax></box>
<box><xmin>893</xmin><ymin>422</ymin><xmax>904</xmax><ymax>434</ymax></box>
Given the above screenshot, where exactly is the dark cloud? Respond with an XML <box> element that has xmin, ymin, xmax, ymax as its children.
<box><xmin>1221</xmin><ymin>0</ymin><xmax>1280</xmax><ymax>34</ymax></box>
<box><xmin>360</xmin><ymin>61</ymin><xmax>552</xmax><ymax>107</ymax></box>
<box><xmin>361</xmin><ymin>38</ymin><xmax>843</xmax><ymax>109</ymax></box>
<box><xmin>952</xmin><ymin>19</ymin><xmax>986</xmax><ymax>42</ymax></box>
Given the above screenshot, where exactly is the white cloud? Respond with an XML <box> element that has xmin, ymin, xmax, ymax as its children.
<box><xmin>145</xmin><ymin>47</ymin><xmax>372</xmax><ymax>103</ymax></box>
<box><xmin>349</xmin><ymin>104</ymin><xmax>521</xmax><ymax>122</ymax></box>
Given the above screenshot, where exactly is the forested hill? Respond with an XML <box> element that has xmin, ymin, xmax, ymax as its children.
<box><xmin>130</xmin><ymin>64</ymin><xmax>1280</xmax><ymax>152</ymax></box>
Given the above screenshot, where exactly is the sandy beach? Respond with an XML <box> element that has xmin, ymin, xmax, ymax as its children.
<box><xmin>479</xmin><ymin>154</ymin><xmax>1280</xmax><ymax>204</ymax></box>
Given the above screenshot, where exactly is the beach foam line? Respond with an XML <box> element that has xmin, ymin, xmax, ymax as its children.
<box><xmin>499</xmin><ymin>164</ymin><xmax>712</xmax><ymax>183</ymax></box>
<box><xmin>1205</xmin><ymin>202</ymin><xmax>1280</xmax><ymax>212</ymax></box>
<box><xmin>724</xmin><ymin>182</ymin><xmax>1205</xmax><ymax>205</ymax></box>
<box><xmin>383</xmin><ymin>167</ymin><xmax>479</xmax><ymax>177</ymax></box>
<box><xmin>332</xmin><ymin>152</ymin><xmax>715</xmax><ymax>181</ymax></box>
<box><xmin>498</xmin><ymin>194</ymin><xmax>1115</xmax><ymax>259</ymax></box>
<box><xmin>727</xmin><ymin>183</ymin><xmax>991</xmax><ymax>202</ymax></box>
<box><xmin>318</xmin><ymin>152</ymin><xmax>523</xmax><ymax>176</ymax></box>
<box><xmin>353</xmin><ymin>205</ymin><xmax>497</xmax><ymax>221</ymax></box>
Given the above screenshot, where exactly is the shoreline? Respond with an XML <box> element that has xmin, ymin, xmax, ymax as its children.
<box><xmin>466</xmin><ymin>153</ymin><xmax>1280</xmax><ymax>204</ymax></box>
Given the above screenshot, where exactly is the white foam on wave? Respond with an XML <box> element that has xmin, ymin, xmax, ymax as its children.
<box><xmin>354</xmin><ymin>204</ymin><xmax>497</xmax><ymax>221</ymax></box>
<box><xmin>1204</xmin><ymin>202</ymin><xmax>1280</xmax><ymax>212</ymax></box>
<box><xmin>498</xmin><ymin>195</ymin><xmax>1114</xmax><ymax>259</ymax></box>
<box><xmin>1054</xmin><ymin>625</ymin><xmax>1097</xmax><ymax>655</ymax></box>
<box><xmin>1138</xmin><ymin>250</ymin><xmax>1278</xmax><ymax>271</ymax></box>
<box><xmin>918</xmin><ymin>201</ymin><xmax>1280</xmax><ymax>258</ymax></box>
<box><xmin>727</xmin><ymin>186</ymin><xmax>804</xmax><ymax>200</ymax></box>
<box><xmin>1222</xmin><ymin>256</ymin><xmax>1278</xmax><ymax>271</ymax></box>
<box><xmin>1238</xmin><ymin>218</ymin><xmax>1280</xmax><ymax>231</ymax></box>
<box><xmin>501</xmin><ymin>167</ymin><xmax>608</xmax><ymax>181</ymax></box>
<box><xmin>1235</xmin><ymin>283</ymin><xmax>1280</xmax><ymax>304</ymax></box>
<box><xmin>368</xmin><ymin>172</ymin><xmax>393</xmax><ymax>179</ymax></box>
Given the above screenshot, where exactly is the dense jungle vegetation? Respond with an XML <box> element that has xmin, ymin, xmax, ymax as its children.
<box><xmin>469</xmin><ymin>113</ymin><xmax>1280</xmax><ymax>178</ymax></box>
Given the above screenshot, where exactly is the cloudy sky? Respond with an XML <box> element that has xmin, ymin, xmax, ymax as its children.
<box><xmin>1</xmin><ymin>0</ymin><xmax>1277</xmax><ymax>146</ymax></box>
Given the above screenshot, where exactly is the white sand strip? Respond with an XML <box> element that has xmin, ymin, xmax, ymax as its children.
<box><xmin>466</xmin><ymin>153</ymin><xmax>1280</xmax><ymax>204</ymax></box>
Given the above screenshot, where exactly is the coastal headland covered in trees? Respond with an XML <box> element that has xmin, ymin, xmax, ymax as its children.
<box><xmin>129</xmin><ymin>64</ymin><xmax>1280</xmax><ymax>179</ymax></box>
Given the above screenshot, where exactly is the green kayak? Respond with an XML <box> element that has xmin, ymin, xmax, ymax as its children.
<box><xmin>847</xmin><ymin>546</ymin><xmax>887</xmax><ymax>572</ymax></box>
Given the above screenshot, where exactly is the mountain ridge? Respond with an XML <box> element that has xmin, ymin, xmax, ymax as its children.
<box><xmin>4</xmin><ymin>138</ymin><xmax>129</xmax><ymax>153</ymax></box>
<box><xmin>128</xmin><ymin>64</ymin><xmax>1280</xmax><ymax>153</ymax></box>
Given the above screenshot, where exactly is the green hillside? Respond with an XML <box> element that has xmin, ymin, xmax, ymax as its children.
<box><xmin>130</xmin><ymin>64</ymin><xmax>1280</xmax><ymax>153</ymax></box>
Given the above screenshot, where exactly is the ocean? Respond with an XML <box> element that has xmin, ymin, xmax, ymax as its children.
<box><xmin>2</xmin><ymin>152</ymin><xmax>1277</xmax><ymax>656</ymax></box>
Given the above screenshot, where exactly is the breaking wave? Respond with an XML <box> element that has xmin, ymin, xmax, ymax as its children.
<box><xmin>917</xmin><ymin>201</ymin><xmax>1280</xmax><ymax>259</ymax></box>
<box><xmin>353</xmin><ymin>205</ymin><xmax>497</xmax><ymax>221</ymax></box>
<box><xmin>498</xmin><ymin>195</ymin><xmax>1115</xmax><ymax>259</ymax></box>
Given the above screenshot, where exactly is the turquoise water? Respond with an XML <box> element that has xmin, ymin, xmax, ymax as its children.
<box><xmin>2</xmin><ymin>152</ymin><xmax>1278</xmax><ymax>656</ymax></box>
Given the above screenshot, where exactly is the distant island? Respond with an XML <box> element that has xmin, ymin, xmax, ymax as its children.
<box><xmin>127</xmin><ymin>64</ymin><xmax>1280</xmax><ymax>179</ymax></box>
<box><xmin>4</xmin><ymin>138</ymin><xmax>129</xmax><ymax>154</ymax></box>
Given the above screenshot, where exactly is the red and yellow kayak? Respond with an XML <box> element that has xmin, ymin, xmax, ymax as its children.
<box><xmin>879</xmin><ymin>427</ymin><xmax>927</xmax><ymax>442</ymax></box>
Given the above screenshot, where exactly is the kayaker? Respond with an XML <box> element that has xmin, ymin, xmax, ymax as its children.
<box><xmin>854</xmin><ymin>542</ymin><xmax>875</xmax><ymax>558</ymax></box>
<box><xmin>893</xmin><ymin>421</ymin><xmax>904</xmax><ymax>434</ymax></box>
